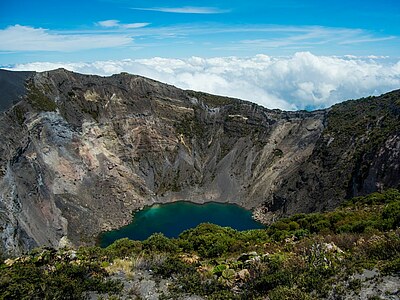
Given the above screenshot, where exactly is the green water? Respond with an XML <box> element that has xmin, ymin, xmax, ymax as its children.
<box><xmin>100</xmin><ymin>202</ymin><xmax>264</xmax><ymax>247</ymax></box>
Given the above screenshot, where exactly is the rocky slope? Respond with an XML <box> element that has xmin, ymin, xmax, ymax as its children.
<box><xmin>0</xmin><ymin>68</ymin><xmax>399</xmax><ymax>255</ymax></box>
<box><xmin>0</xmin><ymin>69</ymin><xmax>34</xmax><ymax>112</ymax></box>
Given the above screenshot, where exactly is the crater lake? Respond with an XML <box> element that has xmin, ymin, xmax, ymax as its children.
<box><xmin>100</xmin><ymin>202</ymin><xmax>264</xmax><ymax>247</ymax></box>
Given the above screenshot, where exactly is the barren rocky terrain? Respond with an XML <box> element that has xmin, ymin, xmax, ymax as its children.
<box><xmin>0</xmin><ymin>69</ymin><xmax>399</xmax><ymax>255</ymax></box>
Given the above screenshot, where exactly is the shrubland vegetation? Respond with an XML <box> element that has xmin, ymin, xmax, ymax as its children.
<box><xmin>326</xmin><ymin>92</ymin><xmax>400</xmax><ymax>161</ymax></box>
<box><xmin>186</xmin><ymin>91</ymin><xmax>236</xmax><ymax>108</ymax></box>
<box><xmin>26</xmin><ymin>82</ymin><xmax>57</xmax><ymax>112</ymax></box>
<box><xmin>1</xmin><ymin>189</ymin><xmax>399</xmax><ymax>299</ymax></box>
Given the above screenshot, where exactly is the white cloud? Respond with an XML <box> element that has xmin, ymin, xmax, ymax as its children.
<box><xmin>131</xmin><ymin>6</ymin><xmax>229</xmax><ymax>14</ymax></box>
<box><xmin>339</xmin><ymin>36</ymin><xmax>396</xmax><ymax>45</ymax></box>
<box><xmin>0</xmin><ymin>24</ymin><xmax>395</xmax><ymax>55</ymax></box>
<box><xmin>214</xmin><ymin>26</ymin><xmax>396</xmax><ymax>52</ymax></box>
<box><xmin>97</xmin><ymin>20</ymin><xmax>120</xmax><ymax>28</ymax></box>
<box><xmin>0</xmin><ymin>25</ymin><xmax>132</xmax><ymax>51</ymax></box>
<box><xmin>122</xmin><ymin>23</ymin><xmax>150</xmax><ymax>29</ymax></box>
<box><xmin>8</xmin><ymin>53</ymin><xmax>400</xmax><ymax>110</ymax></box>
<box><xmin>96</xmin><ymin>20</ymin><xmax>150</xmax><ymax>29</ymax></box>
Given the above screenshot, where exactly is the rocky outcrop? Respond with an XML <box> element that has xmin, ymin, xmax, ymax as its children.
<box><xmin>270</xmin><ymin>93</ymin><xmax>400</xmax><ymax>216</ymax></box>
<box><xmin>0</xmin><ymin>68</ymin><xmax>399</xmax><ymax>255</ymax></box>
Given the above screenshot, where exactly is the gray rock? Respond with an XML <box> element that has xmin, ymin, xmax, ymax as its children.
<box><xmin>0</xmin><ymin>69</ymin><xmax>399</xmax><ymax>255</ymax></box>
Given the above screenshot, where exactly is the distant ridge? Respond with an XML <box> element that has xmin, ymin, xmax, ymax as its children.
<box><xmin>0</xmin><ymin>69</ymin><xmax>35</xmax><ymax>112</ymax></box>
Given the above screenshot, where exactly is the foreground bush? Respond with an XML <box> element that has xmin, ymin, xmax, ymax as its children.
<box><xmin>0</xmin><ymin>248</ymin><xmax>122</xmax><ymax>299</ymax></box>
<box><xmin>1</xmin><ymin>189</ymin><xmax>399</xmax><ymax>299</ymax></box>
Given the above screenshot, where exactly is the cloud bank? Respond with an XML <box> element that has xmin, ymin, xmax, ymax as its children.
<box><xmin>8</xmin><ymin>52</ymin><xmax>400</xmax><ymax>110</ymax></box>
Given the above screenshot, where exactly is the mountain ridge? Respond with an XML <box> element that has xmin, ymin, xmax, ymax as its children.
<box><xmin>0</xmin><ymin>69</ymin><xmax>35</xmax><ymax>112</ymax></box>
<box><xmin>0</xmin><ymin>68</ymin><xmax>399</xmax><ymax>255</ymax></box>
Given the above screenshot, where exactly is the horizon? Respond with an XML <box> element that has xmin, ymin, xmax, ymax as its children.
<box><xmin>1</xmin><ymin>0</ymin><xmax>400</xmax><ymax>110</ymax></box>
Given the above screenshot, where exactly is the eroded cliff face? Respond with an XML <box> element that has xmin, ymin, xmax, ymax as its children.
<box><xmin>270</xmin><ymin>93</ymin><xmax>400</xmax><ymax>216</ymax></box>
<box><xmin>0</xmin><ymin>69</ymin><xmax>399</xmax><ymax>255</ymax></box>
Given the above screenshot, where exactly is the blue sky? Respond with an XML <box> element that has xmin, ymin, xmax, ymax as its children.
<box><xmin>2</xmin><ymin>1</ymin><xmax>400</xmax><ymax>110</ymax></box>
<box><xmin>1</xmin><ymin>0</ymin><xmax>399</xmax><ymax>64</ymax></box>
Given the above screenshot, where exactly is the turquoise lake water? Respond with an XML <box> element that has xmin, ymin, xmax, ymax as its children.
<box><xmin>99</xmin><ymin>202</ymin><xmax>264</xmax><ymax>247</ymax></box>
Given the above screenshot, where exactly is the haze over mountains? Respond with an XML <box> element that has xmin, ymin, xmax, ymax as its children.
<box><xmin>0</xmin><ymin>69</ymin><xmax>399</xmax><ymax>256</ymax></box>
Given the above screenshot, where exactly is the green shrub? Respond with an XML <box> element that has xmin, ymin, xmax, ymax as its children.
<box><xmin>252</xmin><ymin>269</ymin><xmax>294</xmax><ymax>292</ymax></box>
<box><xmin>348</xmin><ymin>278</ymin><xmax>362</xmax><ymax>293</ymax></box>
<box><xmin>27</xmin><ymin>83</ymin><xmax>57</xmax><ymax>112</ymax></box>
<box><xmin>271</xmin><ymin>230</ymin><xmax>290</xmax><ymax>242</ymax></box>
<box><xmin>294</xmin><ymin>229</ymin><xmax>310</xmax><ymax>239</ymax></box>
<box><xmin>105</xmin><ymin>238</ymin><xmax>142</xmax><ymax>259</ymax></box>
<box><xmin>268</xmin><ymin>286</ymin><xmax>313</xmax><ymax>300</ymax></box>
<box><xmin>178</xmin><ymin>223</ymin><xmax>237</xmax><ymax>258</ymax></box>
<box><xmin>0</xmin><ymin>252</ymin><xmax>122</xmax><ymax>299</ymax></box>
<box><xmin>310</xmin><ymin>219</ymin><xmax>331</xmax><ymax>233</ymax></box>
<box><xmin>238</xmin><ymin>229</ymin><xmax>270</xmax><ymax>245</ymax></box>
<box><xmin>143</xmin><ymin>233</ymin><xmax>179</xmax><ymax>253</ymax></box>
<box><xmin>381</xmin><ymin>200</ymin><xmax>400</xmax><ymax>229</ymax></box>
<box><xmin>273</xmin><ymin>221</ymin><xmax>290</xmax><ymax>231</ymax></box>
<box><xmin>288</xmin><ymin>221</ymin><xmax>300</xmax><ymax>231</ymax></box>
<box><xmin>154</xmin><ymin>256</ymin><xmax>195</xmax><ymax>277</ymax></box>
<box><xmin>356</xmin><ymin>232</ymin><xmax>400</xmax><ymax>261</ymax></box>
<box><xmin>381</xmin><ymin>257</ymin><xmax>400</xmax><ymax>275</ymax></box>
<box><xmin>167</xmin><ymin>271</ymin><xmax>232</xmax><ymax>299</ymax></box>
